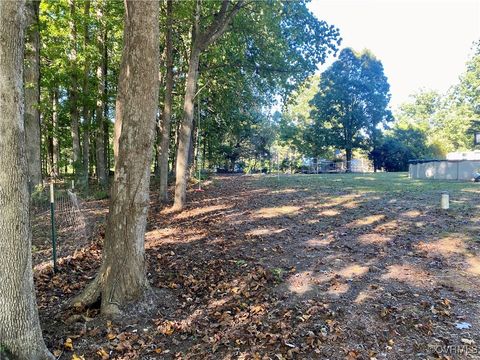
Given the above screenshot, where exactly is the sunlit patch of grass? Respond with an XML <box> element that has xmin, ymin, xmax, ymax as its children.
<box><xmin>253</xmin><ymin>205</ymin><xmax>300</xmax><ymax>219</ymax></box>
<box><xmin>373</xmin><ymin>220</ymin><xmax>399</xmax><ymax>232</ymax></box>
<box><xmin>349</xmin><ymin>214</ymin><xmax>385</xmax><ymax>227</ymax></box>
<box><xmin>341</xmin><ymin>200</ymin><xmax>362</xmax><ymax>209</ymax></box>
<box><xmin>145</xmin><ymin>227</ymin><xmax>204</xmax><ymax>248</ymax></box>
<box><xmin>381</xmin><ymin>264</ymin><xmax>434</xmax><ymax>288</ymax></box>
<box><xmin>258</xmin><ymin>172</ymin><xmax>480</xmax><ymax>196</ymax></box>
<box><xmin>401</xmin><ymin>210</ymin><xmax>422</xmax><ymax>218</ymax></box>
<box><xmin>354</xmin><ymin>288</ymin><xmax>379</xmax><ymax>304</ymax></box>
<box><xmin>270</xmin><ymin>188</ymin><xmax>297</xmax><ymax>194</ymax></box>
<box><xmin>353</xmin><ymin>176</ymin><xmax>376</xmax><ymax>181</ymax></box>
<box><xmin>246</xmin><ymin>227</ymin><xmax>286</xmax><ymax>236</ymax></box>
<box><xmin>416</xmin><ymin>234</ymin><xmax>469</xmax><ymax>257</ymax></box>
<box><xmin>461</xmin><ymin>188</ymin><xmax>480</xmax><ymax>194</ymax></box>
<box><xmin>173</xmin><ymin>204</ymin><xmax>230</xmax><ymax>220</ymax></box>
<box><xmin>319</xmin><ymin>194</ymin><xmax>362</xmax><ymax>208</ymax></box>
<box><xmin>305</xmin><ymin>236</ymin><xmax>334</xmax><ymax>247</ymax></box>
<box><xmin>358</xmin><ymin>233</ymin><xmax>391</xmax><ymax>245</ymax></box>
<box><xmin>336</xmin><ymin>264</ymin><xmax>369</xmax><ymax>278</ymax></box>
<box><xmin>467</xmin><ymin>257</ymin><xmax>480</xmax><ymax>275</ymax></box>
<box><xmin>319</xmin><ymin>209</ymin><xmax>341</xmax><ymax>217</ymax></box>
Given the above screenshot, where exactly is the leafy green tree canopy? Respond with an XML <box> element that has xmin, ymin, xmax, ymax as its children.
<box><xmin>310</xmin><ymin>48</ymin><xmax>392</xmax><ymax>165</ymax></box>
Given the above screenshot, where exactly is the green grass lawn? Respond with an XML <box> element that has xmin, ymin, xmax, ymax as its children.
<box><xmin>260</xmin><ymin>171</ymin><xmax>480</xmax><ymax>195</ymax></box>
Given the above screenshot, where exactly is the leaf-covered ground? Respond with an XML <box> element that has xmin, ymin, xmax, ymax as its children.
<box><xmin>33</xmin><ymin>173</ymin><xmax>480</xmax><ymax>359</ymax></box>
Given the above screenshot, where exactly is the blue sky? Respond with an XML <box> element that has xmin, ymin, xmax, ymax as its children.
<box><xmin>308</xmin><ymin>0</ymin><xmax>480</xmax><ymax>109</ymax></box>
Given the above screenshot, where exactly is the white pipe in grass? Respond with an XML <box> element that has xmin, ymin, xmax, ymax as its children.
<box><xmin>441</xmin><ymin>192</ymin><xmax>449</xmax><ymax>210</ymax></box>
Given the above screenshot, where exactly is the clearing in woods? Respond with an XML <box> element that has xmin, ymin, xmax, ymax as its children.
<box><xmin>35</xmin><ymin>173</ymin><xmax>480</xmax><ymax>359</ymax></box>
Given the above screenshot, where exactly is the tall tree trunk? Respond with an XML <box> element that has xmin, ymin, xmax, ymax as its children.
<box><xmin>69</xmin><ymin>0</ymin><xmax>82</xmax><ymax>183</ymax></box>
<box><xmin>52</xmin><ymin>89</ymin><xmax>60</xmax><ymax>176</ymax></box>
<box><xmin>81</xmin><ymin>108</ymin><xmax>90</xmax><ymax>183</ymax></box>
<box><xmin>173</xmin><ymin>0</ymin><xmax>244</xmax><ymax>210</ymax></box>
<box><xmin>188</xmin><ymin>116</ymin><xmax>197</xmax><ymax>177</ymax></box>
<box><xmin>158</xmin><ymin>0</ymin><xmax>174</xmax><ymax>203</ymax></box>
<box><xmin>154</xmin><ymin>46</ymin><xmax>166</xmax><ymax>179</ymax></box>
<box><xmin>24</xmin><ymin>0</ymin><xmax>42</xmax><ymax>190</ymax></box>
<box><xmin>154</xmin><ymin>124</ymin><xmax>161</xmax><ymax>178</ymax></box>
<box><xmin>72</xmin><ymin>0</ymin><xmax>160</xmax><ymax>317</ymax></box>
<box><xmin>346</xmin><ymin>148</ymin><xmax>352</xmax><ymax>172</ymax></box>
<box><xmin>0</xmin><ymin>1</ymin><xmax>53</xmax><ymax>358</ymax></box>
<box><xmin>95</xmin><ymin>0</ymin><xmax>107</xmax><ymax>187</ymax></box>
<box><xmin>173</xmin><ymin>48</ymin><xmax>200</xmax><ymax>210</ymax></box>
<box><xmin>171</xmin><ymin>117</ymin><xmax>180</xmax><ymax>176</ymax></box>
<box><xmin>103</xmin><ymin>30</ymin><xmax>110</xmax><ymax>178</ymax></box>
<box><xmin>81</xmin><ymin>0</ymin><xmax>91</xmax><ymax>188</ymax></box>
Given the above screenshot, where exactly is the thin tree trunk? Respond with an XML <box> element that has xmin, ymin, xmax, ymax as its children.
<box><xmin>89</xmin><ymin>130</ymin><xmax>95</xmax><ymax>175</ymax></box>
<box><xmin>154</xmin><ymin>46</ymin><xmax>166</xmax><ymax>179</ymax></box>
<box><xmin>188</xmin><ymin>116</ymin><xmax>197</xmax><ymax>177</ymax></box>
<box><xmin>0</xmin><ymin>1</ymin><xmax>53</xmax><ymax>358</ymax></box>
<box><xmin>81</xmin><ymin>0</ymin><xmax>91</xmax><ymax>188</ymax></box>
<box><xmin>73</xmin><ymin>0</ymin><xmax>160</xmax><ymax>316</ymax></box>
<box><xmin>173</xmin><ymin>0</ymin><xmax>202</xmax><ymax>211</ymax></box>
<box><xmin>154</xmin><ymin>124</ymin><xmax>161</xmax><ymax>178</ymax></box>
<box><xmin>158</xmin><ymin>0</ymin><xmax>174</xmax><ymax>203</ymax></box>
<box><xmin>103</xmin><ymin>38</ymin><xmax>110</xmax><ymax>178</ymax></box>
<box><xmin>173</xmin><ymin>0</ymin><xmax>244</xmax><ymax>210</ymax></box>
<box><xmin>69</xmin><ymin>0</ymin><xmax>82</xmax><ymax>182</ymax></box>
<box><xmin>52</xmin><ymin>90</ymin><xmax>60</xmax><ymax>176</ymax></box>
<box><xmin>173</xmin><ymin>48</ymin><xmax>200</xmax><ymax>210</ymax></box>
<box><xmin>95</xmin><ymin>0</ymin><xmax>107</xmax><ymax>187</ymax></box>
<box><xmin>82</xmin><ymin>108</ymin><xmax>90</xmax><ymax>184</ymax></box>
<box><xmin>172</xmin><ymin>117</ymin><xmax>180</xmax><ymax>175</ymax></box>
<box><xmin>24</xmin><ymin>0</ymin><xmax>42</xmax><ymax>190</ymax></box>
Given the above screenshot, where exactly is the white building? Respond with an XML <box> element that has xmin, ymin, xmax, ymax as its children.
<box><xmin>446</xmin><ymin>151</ymin><xmax>480</xmax><ymax>161</ymax></box>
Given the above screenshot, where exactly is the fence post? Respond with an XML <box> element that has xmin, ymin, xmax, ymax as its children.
<box><xmin>50</xmin><ymin>183</ymin><xmax>58</xmax><ymax>273</ymax></box>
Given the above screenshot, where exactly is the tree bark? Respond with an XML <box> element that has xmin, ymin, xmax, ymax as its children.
<box><xmin>173</xmin><ymin>48</ymin><xmax>200</xmax><ymax>210</ymax></box>
<box><xmin>346</xmin><ymin>148</ymin><xmax>352</xmax><ymax>172</ymax></box>
<box><xmin>188</xmin><ymin>116</ymin><xmax>197</xmax><ymax>177</ymax></box>
<box><xmin>158</xmin><ymin>0</ymin><xmax>174</xmax><ymax>203</ymax></box>
<box><xmin>172</xmin><ymin>0</ymin><xmax>206</xmax><ymax>210</ymax></box>
<box><xmin>103</xmin><ymin>29</ymin><xmax>110</xmax><ymax>178</ymax></box>
<box><xmin>154</xmin><ymin>46</ymin><xmax>166</xmax><ymax>180</ymax></box>
<box><xmin>52</xmin><ymin>89</ymin><xmax>60</xmax><ymax>177</ymax></box>
<box><xmin>24</xmin><ymin>0</ymin><xmax>42</xmax><ymax>190</ymax></box>
<box><xmin>81</xmin><ymin>0</ymin><xmax>91</xmax><ymax>188</ymax></box>
<box><xmin>0</xmin><ymin>1</ymin><xmax>54</xmax><ymax>358</ymax></box>
<box><xmin>69</xmin><ymin>0</ymin><xmax>82</xmax><ymax>181</ymax></box>
<box><xmin>95</xmin><ymin>0</ymin><xmax>107</xmax><ymax>187</ymax></box>
<box><xmin>173</xmin><ymin>0</ymin><xmax>243</xmax><ymax>210</ymax></box>
<box><xmin>73</xmin><ymin>0</ymin><xmax>160</xmax><ymax>317</ymax></box>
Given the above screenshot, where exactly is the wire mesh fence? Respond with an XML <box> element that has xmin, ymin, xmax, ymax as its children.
<box><xmin>303</xmin><ymin>159</ymin><xmax>374</xmax><ymax>174</ymax></box>
<box><xmin>30</xmin><ymin>182</ymin><xmax>90</xmax><ymax>270</ymax></box>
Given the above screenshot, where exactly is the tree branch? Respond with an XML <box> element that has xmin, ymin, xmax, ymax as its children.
<box><xmin>198</xmin><ymin>0</ymin><xmax>245</xmax><ymax>51</ymax></box>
